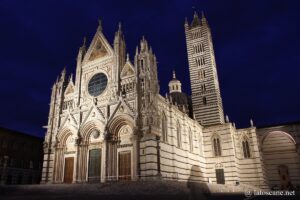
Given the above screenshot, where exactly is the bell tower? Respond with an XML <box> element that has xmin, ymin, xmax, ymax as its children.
<box><xmin>185</xmin><ymin>12</ymin><xmax>224</xmax><ymax>126</ymax></box>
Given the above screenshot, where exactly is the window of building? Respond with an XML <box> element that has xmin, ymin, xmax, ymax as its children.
<box><xmin>198</xmin><ymin>70</ymin><xmax>206</xmax><ymax>80</ymax></box>
<box><xmin>216</xmin><ymin>169</ymin><xmax>225</xmax><ymax>184</ymax></box>
<box><xmin>189</xmin><ymin>129</ymin><xmax>193</xmax><ymax>152</ymax></box>
<box><xmin>201</xmin><ymin>84</ymin><xmax>206</xmax><ymax>92</ymax></box>
<box><xmin>161</xmin><ymin>113</ymin><xmax>168</xmax><ymax>142</ymax></box>
<box><xmin>62</xmin><ymin>100</ymin><xmax>74</xmax><ymax>110</ymax></box>
<box><xmin>242</xmin><ymin>139</ymin><xmax>251</xmax><ymax>158</ymax></box>
<box><xmin>201</xmin><ymin>57</ymin><xmax>205</xmax><ymax>65</ymax></box>
<box><xmin>203</xmin><ymin>97</ymin><xmax>207</xmax><ymax>105</ymax></box>
<box><xmin>213</xmin><ymin>136</ymin><xmax>221</xmax><ymax>156</ymax></box>
<box><xmin>29</xmin><ymin>160</ymin><xmax>33</xmax><ymax>169</ymax></box>
<box><xmin>177</xmin><ymin>122</ymin><xmax>181</xmax><ymax>148</ymax></box>
<box><xmin>195</xmin><ymin>57</ymin><xmax>206</xmax><ymax>67</ymax></box>
<box><xmin>200</xmin><ymin>43</ymin><xmax>204</xmax><ymax>52</ymax></box>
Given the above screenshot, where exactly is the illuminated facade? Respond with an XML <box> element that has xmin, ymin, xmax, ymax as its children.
<box><xmin>41</xmin><ymin>13</ymin><xmax>300</xmax><ymax>189</ymax></box>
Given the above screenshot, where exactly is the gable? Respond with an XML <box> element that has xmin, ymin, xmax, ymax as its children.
<box><xmin>121</xmin><ymin>62</ymin><xmax>135</xmax><ymax>78</ymax></box>
<box><xmin>83</xmin><ymin>30</ymin><xmax>114</xmax><ymax>63</ymax></box>
<box><xmin>65</xmin><ymin>82</ymin><xmax>74</xmax><ymax>95</ymax></box>
<box><xmin>89</xmin><ymin>39</ymin><xmax>108</xmax><ymax>61</ymax></box>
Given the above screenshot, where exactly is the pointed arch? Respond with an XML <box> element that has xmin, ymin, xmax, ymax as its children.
<box><xmin>241</xmin><ymin>136</ymin><xmax>251</xmax><ymax>158</ymax></box>
<box><xmin>176</xmin><ymin>121</ymin><xmax>181</xmax><ymax>148</ymax></box>
<box><xmin>161</xmin><ymin>112</ymin><xmax>168</xmax><ymax>142</ymax></box>
<box><xmin>189</xmin><ymin>128</ymin><xmax>193</xmax><ymax>152</ymax></box>
<box><xmin>56</xmin><ymin>126</ymin><xmax>77</xmax><ymax>147</ymax></box>
<box><xmin>107</xmin><ymin>114</ymin><xmax>134</xmax><ymax>138</ymax></box>
<box><xmin>211</xmin><ymin>133</ymin><xmax>221</xmax><ymax>157</ymax></box>
<box><xmin>79</xmin><ymin>120</ymin><xmax>104</xmax><ymax>143</ymax></box>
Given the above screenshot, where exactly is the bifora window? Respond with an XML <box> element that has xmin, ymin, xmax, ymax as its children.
<box><xmin>88</xmin><ymin>73</ymin><xmax>108</xmax><ymax>97</ymax></box>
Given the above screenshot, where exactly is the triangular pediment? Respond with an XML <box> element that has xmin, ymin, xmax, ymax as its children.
<box><xmin>121</xmin><ymin>62</ymin><xmax>135</xmax><ymax>78</ymax></box>
<box><xmin>59</xmin><ymin>112</ymin><xmax>78</xmax><ymax>131</ymax></box>
<box><xmin>107</xmin><ymin>99</ymin><xmax>135</xmax><ymax>124</ymax></box>
<box><xmin>83</xmin><ymin>30</ymin><xmax>114</xmax><ymax>63</ymax></box>
<box><xmin>82</xmin><ymin>103</ymin><xmax>106</xmax><ymax>125</ymax></box>
<box><xmin>65</xmin><ymin>81</ymin><xmax>75</xmax><ymax>95</ymax></box>
<box><xmin>89</xmin><ymin>39</ymin><xmax>108</xmax><ymax>61</ymax></box>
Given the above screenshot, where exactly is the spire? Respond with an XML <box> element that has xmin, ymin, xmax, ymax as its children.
<box><xmin>191</xmin><ymin>11</ymin><xmax>200</xmax><ymax>27</ymax></box>
<box><xmin>140</xmin><ymin>36</ymin><xmax>148</xmax><ymax>52</ymax></box>
<box><xmin>194</xmin><ymin>11</ymin><xmax>199</xmax><ymax>18</ymax></box>
<box><xmin>225</xmin><ymin>115</ymin><xmax>229</xmax><ymax>123</ymax></box>
<box><xmin>250</xmin><ymin>119</ymin><xmax>254</xmax><ymax>127</ymax></box>
<box><xmin>173</xmin><ymin>70</ymin><xmax>176</xmax><ymax>79</ymax></box>
<box><xmin>126</xmin><ymin>53</ymin><xmax>129</xmax><ymax>62</ymax></box>
<box><xmin>69</xmin><ymin>73</ymin><xmax>73</xmax><ymax>83</ymax></box>
<box><xmin>60</xmin><ymin>67</ymin><xmax>66</xmax><ymax>82</ymax></box>
<box><xmin>97</xmin><ymin>19</ymin><xmax>102</xmax><ymax>32</ymax></box>
<box><xmin>135</xmin><ymin>46</ymin><xmax>139</xmax><ymax>55</ymax></box>
<box><xmin>184</xmin><ymin>17</ymin><xmax>188</xmax><ymax>25</ymax></box>
<box><xmin>201</xmin><ymin>11</ymin><xmax>208</xmax><ymax>25</ymax></box>
<box><xmin>61</xmin><ymin>67</ymin><xmax>66</xmax><ymax>77</ymax></box>
<box><xmin>82</xmin><ymin>37</ymin><xmax>86</xmax><ymax>47</ymax></box>
<box><xmin>79</xmin><ymin>37</ymin><xmax>86</xmax><ymax>53</ymax></box>
<box><xmin>118</xmin><ymin>22</ymin><xmax>122</xmax><ymax>32</ymax></box>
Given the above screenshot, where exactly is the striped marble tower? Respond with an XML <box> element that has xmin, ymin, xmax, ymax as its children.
<box><xmin>185</xmin><ymin>12</ymin><xmax>224</xmax><ymax>126</ymax></box>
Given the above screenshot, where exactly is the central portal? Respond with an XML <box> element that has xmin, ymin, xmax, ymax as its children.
<box><xmin>118</xmin><ymin>151</ymin><xmax>131</xmax><ymax>180</ymax></box>
<box><xmin>88</xmin><ymin>149</ymin><xmax>101</xmax><ymax>182</ymax></box>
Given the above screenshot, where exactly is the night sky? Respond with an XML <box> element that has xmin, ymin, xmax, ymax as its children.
<box><xmin>0</xmin><ymin>0</ymin><xmax>300</xmax><ymax>138</ymax></box>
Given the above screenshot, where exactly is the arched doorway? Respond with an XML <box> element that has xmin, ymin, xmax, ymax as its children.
<box><xmin>262</xmin><ymin>131</ymin><xmax>299</xmax><ymax>188</ymax></box>
<box><xmin>78</xmin><ymin>121</ymin><xmax>104</xmax><ymax>183</ymax></box>
<box><xmin>53</xmin><ymin>128</ymin><xmax>77</xmax><ymax>184</ymax></box>
<box><xmin>63</xmin><ymin>134</ymin><xmax>76</xmax><ymax>183</ymax></box>
<box><xmin>278</xmin><ymin>165</ymin><xmax>291</xmax><ymax>189</ymax></box>
<box><xmin>107</xmin><ymin>115</ymin><xmax>134</xmax><ymax>181</ymax></box>
<box><xmin>88</xmin><ymin>148</ymin><xmax>101</xmax><ymax>182</ymax></box>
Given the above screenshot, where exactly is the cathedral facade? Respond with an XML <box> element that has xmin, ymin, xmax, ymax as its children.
<box><xmin>42</xmin><ymin>13</ymin><xmax>300</xmax><ymax>189</ymax></box>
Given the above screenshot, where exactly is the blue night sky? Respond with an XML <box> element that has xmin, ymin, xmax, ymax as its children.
<box><xmin>0</xmin><ymin>0</ymin><xmax>299</xmax><ymax>138</ymax></box>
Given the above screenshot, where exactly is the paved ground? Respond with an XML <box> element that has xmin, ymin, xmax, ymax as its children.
<box><xmin>0</xmin><ymin>181</ymin><xmax>298</xmax><ymax>200</ymax></box>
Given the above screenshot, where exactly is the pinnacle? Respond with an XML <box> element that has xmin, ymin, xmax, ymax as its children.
<box><xmin>173</xmin><ymin>70</ymin><xmax>176</xmax><ymax>79</ymax></box>
<box><xmin>97</xmin><ymin>19</ymin><xmax>102</xmax><ymax>32</ymax></box>
<box><xmin>118</xmin><ymin>22</ymin><xmax>122</xmax><ymax>32</ymax></box>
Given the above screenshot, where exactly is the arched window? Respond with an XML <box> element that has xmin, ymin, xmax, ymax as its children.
<box><xmin>212</xmin><ymin>136</ymin><xmax>221</xmax><ymax>156</ymax></box>
<box><xmin>242</xmin><ymin>139</ymin><xmax>251</xmax><ymax>158</ymax></box>
<box><xmin>161</xmin><ymin>113</ymin><xmax>168</xmax><ymax>142</ymax></box>
<box><xmin>203</xmin><ymin>97</ymin><xmax>207</xmax><ymax>105</ymax></box>
<box><xmin>177</xmin><ymin>122</ymin><xmax>181</xmax><ymax>148</ymax></box>
<box><xmin>189</xmin><ymin>128</ymin><xmax>193</xmax><ymax>152</ymax></box>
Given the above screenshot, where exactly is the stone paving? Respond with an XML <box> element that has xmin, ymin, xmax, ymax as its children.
<box><xmin>0</xmin><ymin>181</ymin><xmax>298</xmax><ymax>200</ymax></box>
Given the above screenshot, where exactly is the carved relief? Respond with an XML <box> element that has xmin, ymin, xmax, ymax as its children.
<box><xmin>118</xmin><ymin>125</ymin><xmax>132</xmax><ymax>145</ymax></box>
<box><xmin>66</xmin><ymin>134</ymin><xmax>76</xmax><ymax>152</ymax></box>
<box><xmin>89</xmin><ymin>40</ymin><xmax>108</xmax><ymax>61</ymax></box>
<box><xmin>121</xmin><ymin>63</ymin><xmax>135</xmax><ymax>77</ymax></box>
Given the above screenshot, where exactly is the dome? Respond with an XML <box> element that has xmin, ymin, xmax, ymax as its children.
<box><xmin>168</xmin><ymin>92</ymin><xmax>193</xmax><ymax>117</ymax></box>
<box><xmin>169</xmin><ymin>92</ymin><xmax>189</xmax><ymax>106</ymax></box>
<box><xmin>168</xmin><ymin>70</ymin><xmax>182</xmax><ymax>93</ymax></box>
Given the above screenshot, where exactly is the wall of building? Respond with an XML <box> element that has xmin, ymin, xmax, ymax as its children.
<box><xmin>0</xmin><ymin>128</ymin><xmax>43</xmax><ymax>185</ymax></box>
<box><xmin>257</xmin><ymin>123</ymin><xmax>300</xmax><ymax>189</ymax></box>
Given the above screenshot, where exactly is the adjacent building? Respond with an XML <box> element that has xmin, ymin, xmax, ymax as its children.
<box><xmin>0</xmin><ymin>127</ymin><xmax>43</xmax><ymax>185</ymax></box>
